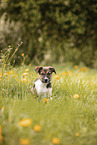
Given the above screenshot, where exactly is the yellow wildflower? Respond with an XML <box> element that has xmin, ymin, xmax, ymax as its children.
<box><xmin>9</xmin><ymin>71</ymin><xmax>14</xmax><ymax>75</ymax></box>
<box><xmin>21</xmin><ymin>53</ymin><xmax>24</xmax><ymax>56</ymax></box>
<box><xmin>21</xmin><ymin>78</ymin><xmax>26</xmax><ymax>83</ymax></box>
<box><xmin>54</xmin><ymin>75</ymin><xmax>60</xmax><ymax>80</ymax></box>
<box><xmin>33</xmin><ymin>125</ymin><xmax>42</xmax><ymax>132</ymax></box>
<box><xmin>21</xmin><ymin>42</ymin><xmax>23</xmax><ymax>44</ymax></box>
<box><xmin>8</xmin><ymin>45</ymin><xmax>11</xmax><ymax>47</ymax></box>
<box><xmin>43</xmin><ymin>98</ymin><xmax>49</xmax><ymax>104</ymax></box>
<box><xmin>79</xmin><ymin>68</ymin><xmax>84</xmax><ymax>71</ymax></box>
<box><xmin>73</xmin><ymin>94</ymin><xmax>80</xmax><ymax>99</ymax></box>
<box><xmin>1</xmin><ymin>106</ymin><xmax>5</xmax><ymax>113</ymax></box>
<box><xmin>61</xmin><ymin>72</ymin><xmax>66</xmax><ymax>76</ymax></box>
<box><xmin>0</xmin><ymin>73</ymin><xmax>2</xmax><ymax>78</ymax></box>
<box><xmin>85</xmin><ymin>69</ymin><xmax>88</xmax><ymax>72</ymax></box>
<box><xmin>75</xmin><ymin>132</ymin><xmax>80</xmax><ymax>137</ymax></box>
<box><xmin>68</xmin><ymin>71</ymin><xmax>72</xmax><ymax>74</ymax></box>
<box><xmin>52</xmin><ymin>137</ymin><xmax>60</xmax><ymax>145</ymax></box>
<box><xmin>19</xmin><ymin>138</ymin><xmax>30</xmax><ymax>145</ymax></box>
<box><xmin>22</xmin><ymin>73</ymin><xmax>28</xmax><ymax>76</ymax></box>
<box><xmin>25</xmin><ymin>68</ymin><xmax>29</xmax><ymax>72</ymax></box>
<box><xmin>90</xmin><ymin>81</ymin><xmax>93</xmax><ymax>85</ymax></box>
<box><xmin>83</xmin><ymin>66</ymin><xmax>87</xmax><ymax>70</ymax></box>
<box><xmin>74</xmin><ymin>65</ymin><xmax>78</xmax><ymax>69</ymax></box>
<box><xmin>13</xmin><ymin>75</ymin><xmax>17</xmax><ymax>78</ymax></box>
<box><xmin>29</xmin><ymin>64</ymin><xmax>31</xmax><ymax>66</ymax></box>
<box><xmin>4</xmin><ymin>73</ymin><xmax>8</xmax><ymax>77</ymax></box>
<box><xmin>19</xmin><ymin>118</ymin><xmax>32</xmax><ymax>127</ymax></box>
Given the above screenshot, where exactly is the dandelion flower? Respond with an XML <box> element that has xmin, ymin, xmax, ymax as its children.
<box><xmin>0</xmin><ymin>73</ymin><xmax>2</xmax><ymax>78</ymax></box>
<box><xmin>90</xmin><ymin>81</ymin><xmax>93</xmax><ymax>85</ymax></box>
<box><xmin>21</xmin><ymin>78</ymin><xmax>26</xmax><ymax>83</ymax></box>
<box><xmin>75</xmin><ymin>132</ymin><xmax>80</xmax><ymax>137</ymax></box>
<box><xmin>29</xmin><ymin>64</ymin><xmax>31</xmax><ymax>66</ymax></box>
<box><xmin>61</xmin><ymin>72</ymin><xmax>66</xmax><ymax>76</ymax></box>
<box><xmin>73</xmin><ymin>94</ymin><xmax>80</xmax><ymax>99</ymax></box>
<box><xmin>33</xmin><ymin>125</ymin><xmax>42</xmax><ymax>132</ymax></box>
<box><xmin>79</xmin><ymin>68</ymin><xmax>84</xmax><ymax>71</ymax></box>
<box><xmin>52</xmin><ymin>137</ymin><xmax>60</xmax><ymax>145</ymax></box>
<box><xmin>25</xmin><ymin>68</ymin><xmax>29</xmax><ymax>72</ymax></box>
<box><xmin>22</xmin><ymin>53</ymin><xmax>24</xmax><ymax>56</ymax></box>
<box><xmin>1</xmin><ymin>106</ymin><xmax>5</xmax><ymax>113</ymax></box>
<box><xmin>22</xmin><ymin>73</ymin><xmax>28</xmax><ymax>76</ymax></box>
<box><xmin>19</xmin><ymin>118</ymin><xmax>32</xmax><ymax>127</ymax></box>
<box><xmin>9</xmin><ymin>71</ymin><xmax>14</xmax><ymax>75</ymax></box>
<box><xmin>54</xmin><ymin>75</ymin><xmax>60</xmax><ymax>80</ymax></box>
<box><xmin>83</xmin><ymin>66</ymin><xmax>87</xmax><ymax>70</ymax></box>
<box><xmin>4</xmin><ymin>73</ymin><xmax>8</xmax><ymax>77</ymax></box>
<box><xmin>43</xmin><ymin>98</ymin><xmax>49</xmax><ymax>104</ymax></box>
<box><xmin>13</xmin><ymin>75</ymin><xmax>17</xmax><ymax>78</ymax></box>
<box><xmin>19</xmin><ymin>138</ymin><xmax>30</xmax><ymax>145</ymax></box>
<box><xmin>68</xmin><ymin>71</ymin><xmax>72</xmax><ymax>74</ymax></box>
<box><xmin>85</xmin><ymin>69</ymin><xmax>88</xmax><ymax>72</ymax></box>
<box><xmin>8</xmin><ymin>45</ymin><xmax>11</xmax><ymax>48</ymax></box>
<box><xmin>74</xmin><ymin>65</ymin><xmax>78</xmax><ymax>69</ymax></box>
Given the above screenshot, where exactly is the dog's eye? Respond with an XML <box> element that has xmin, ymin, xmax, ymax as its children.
<box><xmin>47</xmin><ymin>72</ymin><xmax>51</xmax><ymax>75</ymax></box>
<box><xmin>41</xmin><ymin>72</ymin><xmax>45</xmax><ymax>75</ymax></box>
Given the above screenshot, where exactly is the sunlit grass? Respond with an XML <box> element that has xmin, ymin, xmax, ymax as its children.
<box><xmin>0</xmin><ymin>48</ymin><xmax>97</xmax><ymax>145</ymax></box>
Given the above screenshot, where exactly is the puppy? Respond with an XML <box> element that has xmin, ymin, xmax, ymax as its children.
<box><xmin>31</xmin><ymin>66</ymin><xmax>56</xmax><ymax>98</ymax></box>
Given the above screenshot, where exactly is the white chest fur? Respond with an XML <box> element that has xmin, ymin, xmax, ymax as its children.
<box><xmin>34</xmin><ymin>79</ymin><xmax>52</xmax><ymax>97</ymax></box>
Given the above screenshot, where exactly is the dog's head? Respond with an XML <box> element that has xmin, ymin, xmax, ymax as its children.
<box><xmin>35</xmin><ymin>66</ymin><xmax>56</xmax><ymax>83</ymax></box>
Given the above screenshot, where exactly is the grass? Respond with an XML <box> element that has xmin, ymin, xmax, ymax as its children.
<box><xmin>0</xmin><ymin>60</ymin><xmax>97</xmax><ymax>145</ymax></box>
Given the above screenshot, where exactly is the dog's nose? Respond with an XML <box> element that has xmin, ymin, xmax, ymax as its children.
<box><xmin>44</xmin><ymin>76</ymin><xmax>49</xmax><ymax>83</ymax></box>
<box><xmin>45</xmin><ymin>79</ymin><xmax>48</xmax><ymax>83</ymax></box>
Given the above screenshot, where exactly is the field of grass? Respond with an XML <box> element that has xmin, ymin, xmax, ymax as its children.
<box><xmin>0</xmin><ymin>62</ymin><xmax>97</xmax><ymax>145</ymax></box>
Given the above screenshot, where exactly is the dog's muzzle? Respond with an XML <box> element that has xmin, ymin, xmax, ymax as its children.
<box><xmin>42</xmin><ymin>76</ymin><xmax>50</xmax><ymax>83</ymax></box>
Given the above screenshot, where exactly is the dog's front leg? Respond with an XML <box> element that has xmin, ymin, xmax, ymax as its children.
<box><xmin>48</xmin><ymin>88</ymin><xmax>52</xmax><ymax>100</ymax></box>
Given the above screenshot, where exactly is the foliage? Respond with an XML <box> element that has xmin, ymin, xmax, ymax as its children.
<box><xmin>0</xmin><ymin>0</ymin><xmax>97</xmax><ymax>66</ymax></box>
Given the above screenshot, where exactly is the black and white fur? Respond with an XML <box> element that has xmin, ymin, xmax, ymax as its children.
<box><xmin>31</xmin><ymin>66</ymin><xmax>56</xmax><ymax>98</ymax></box>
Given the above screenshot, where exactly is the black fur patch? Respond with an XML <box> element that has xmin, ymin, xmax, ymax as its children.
<box><xmin>46</xmin><ymin>83</ymin><xmax>52</xmax><ymax>88</ymax></box>
<box><xmin>33</xmin><ymin>84</ymin><xmax>35</xmax><ymax>88</ymax></box>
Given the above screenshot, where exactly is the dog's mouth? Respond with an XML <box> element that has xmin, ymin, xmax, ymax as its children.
<box><xmin>41</xmin><ymin>79</ymin><xmax>51</xmax><ymax>83</ymax></box>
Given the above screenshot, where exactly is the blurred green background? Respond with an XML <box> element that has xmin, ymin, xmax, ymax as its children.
<box><xmin>0</xmin><ymin>0</ymin><xmax>97</xmax><ymax>67</ymax></box>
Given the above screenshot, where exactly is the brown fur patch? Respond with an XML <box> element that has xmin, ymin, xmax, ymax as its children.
<box><xmin>35</xmin><ymin>66</ymin><xmax>56</xmax><ymax>82</ymax></box>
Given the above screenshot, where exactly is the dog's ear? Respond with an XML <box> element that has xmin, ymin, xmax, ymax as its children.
<box><xmin>35</xmin><ymin>66</ymin><xmax>43</xmax><ymax>73</ymax></box>
<box><xmin>49</xmin><ymin>66</ymin><xmax>56</xmax><ymax>74</ymax></box>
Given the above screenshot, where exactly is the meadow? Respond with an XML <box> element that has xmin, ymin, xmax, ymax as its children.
<box><xmin>0</xmin><ymin>52</ymin><xmax>97</xmax><ymax>145</ymax></box>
